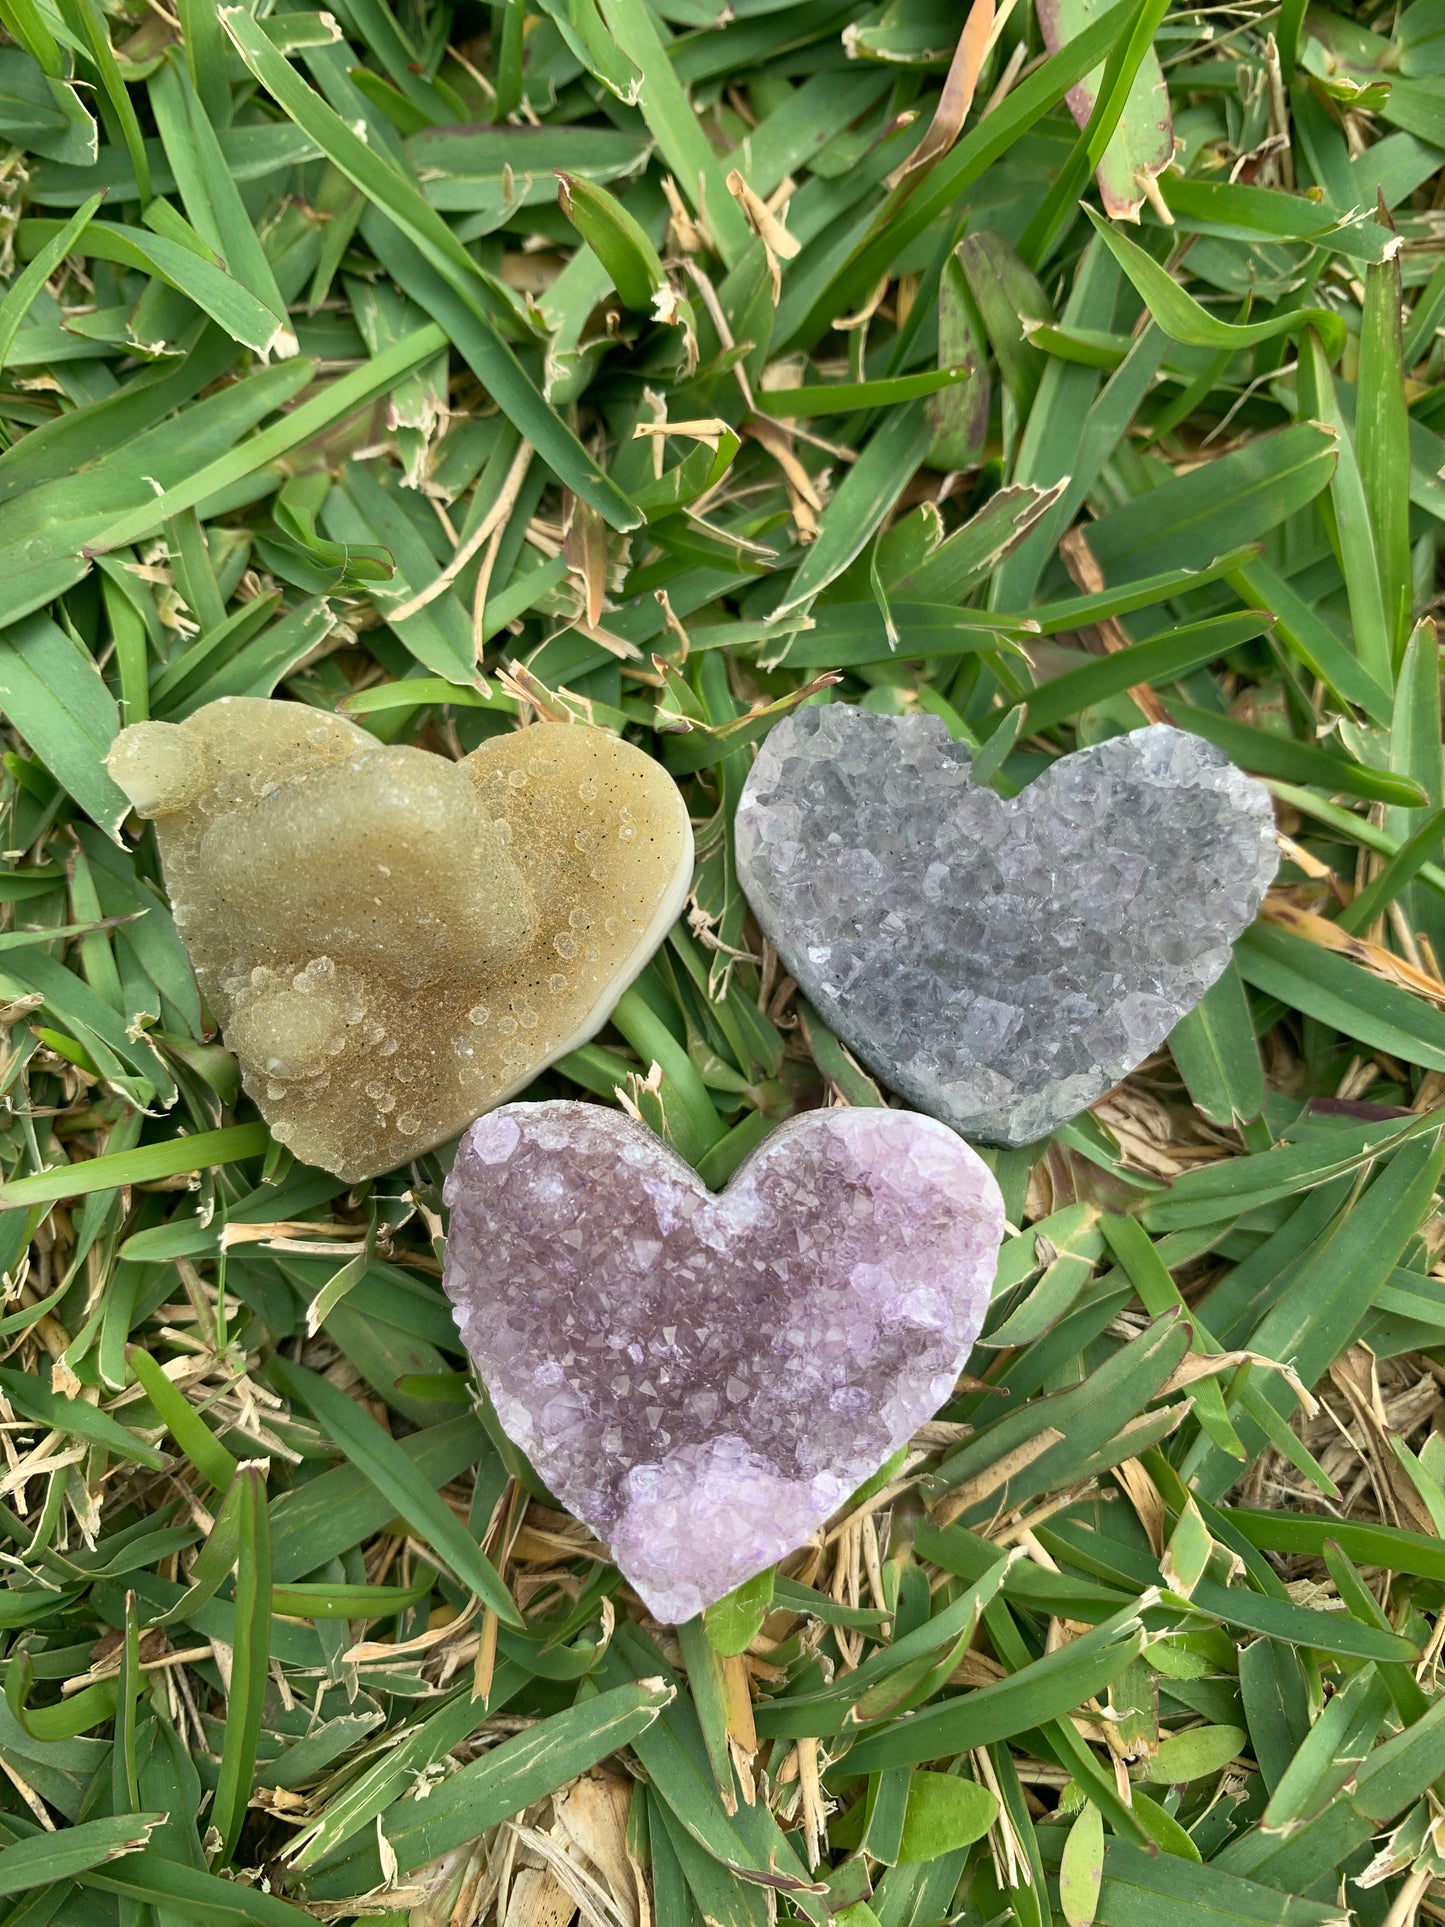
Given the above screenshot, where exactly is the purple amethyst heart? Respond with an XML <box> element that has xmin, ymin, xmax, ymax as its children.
<box><xmin>442</xmin><ymin>1101</ymin><xmax>1004</xmax><ymax>1623</ymax></box>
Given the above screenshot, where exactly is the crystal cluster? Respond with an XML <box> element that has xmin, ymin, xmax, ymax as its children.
<box><xmin>108</xmin><ymin>699</ymin><xmax>693</xmax><ymax>1181</ymax></box>
<box><xmin>442</xmin><ymin>1101</ymin><xmax>1004</xmax><ymax>1622</ymax></box>
<box><xmin>736</xmin><ymin>710</ymin><xmax>1278</xmax><ymax>1146</ymax></box>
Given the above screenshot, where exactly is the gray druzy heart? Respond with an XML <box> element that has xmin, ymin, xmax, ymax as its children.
<box><xmin>735</xmin><ymin>710</ymin><xmax>1278</xmax><ymax>1146</ymax></box>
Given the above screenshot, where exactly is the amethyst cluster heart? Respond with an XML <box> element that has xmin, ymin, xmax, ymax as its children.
<box><xmin>442</xmin><ymin>1101</ymin><xmax>1004</xmax><ymax>1622</ymax></box>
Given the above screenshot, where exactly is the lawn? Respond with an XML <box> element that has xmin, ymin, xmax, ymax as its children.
<box><xmin>0</xmin><ymin>1</ymin><xmax>1444</xmax><ymax>1924</ymax></box>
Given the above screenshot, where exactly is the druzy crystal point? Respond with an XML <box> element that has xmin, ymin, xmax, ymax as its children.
<box><xmin>107</xmin><ymin>699</ymin><xmax>692</xmax><ymax>1182</ymax></box>
<box><xmin>442</xmin><ymin>1101</ymin><xmax>1004</xmax><ymax>1623</ymax></box>
<box><xmin>736</xmin><ymin>709</ymin><xmax>1278</xmax><ymax>1147</ymax></box>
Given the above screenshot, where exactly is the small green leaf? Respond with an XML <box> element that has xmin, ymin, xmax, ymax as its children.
<box><xmin>895</xmin><ymin>1770</ymin><xmax>999</xmax><ymax>1863</ymax></box>
<box><xmin>1060</xmin><ymin>1802</ymin><xmax>1104</xmax><ymax>1927</ymax></box>
<box><xmin>1145</xmin><ymin>1723</ymin><xmax>1248</xmax><ymax>1783</ymax></box>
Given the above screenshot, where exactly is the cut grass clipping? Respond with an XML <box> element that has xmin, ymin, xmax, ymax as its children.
<box><xmin>0</xmin><ymin>1</ymin><xmax>1443</xmax><ymax>1924</ymax></box>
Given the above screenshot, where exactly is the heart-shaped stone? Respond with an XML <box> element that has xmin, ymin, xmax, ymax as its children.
<box><xmin>736</xmin><ymin>710</ymin><xmax>1277</xmax><ymax>1146</ymax></box>
<box><xmin>442</xmin><ymin>1101</ymin><xmax>1003</xmax><ymax>1622</ymax></box>
<box><xmin>107</xmin><ymin>699</ymin><xmax>692</xmax><ymax>1181</ymax></box>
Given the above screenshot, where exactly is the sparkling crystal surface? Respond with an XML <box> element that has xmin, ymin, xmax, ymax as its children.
<box><xmin>442</xmin><ymin>1101</ymin><xmax>1003</xmax><ymax>1623</ymax></box>
<box><xmin>735</xmin><ymin>710</ymin><xmax>1278</xmax><ymax>1146</ymax></box>
<box><xmin>107</xmin><ymin>699</ymin><xmax>692</xmax><ymax>1182</ymax></box>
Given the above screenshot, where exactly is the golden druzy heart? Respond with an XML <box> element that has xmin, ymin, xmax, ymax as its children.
<box><xmin>107</xmin><ymin>698</ymin><xmax>694</xmax><ymax>1182</ymax></box>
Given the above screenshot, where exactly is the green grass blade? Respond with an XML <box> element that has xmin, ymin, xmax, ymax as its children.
<box><xmin>211</xmin><ymin>1463</ymin><xmax>271</xmax><ymax>1862</ymax></box>
<box><xmin>0</xmin><ymin>1815</ymin><xmax>165</xmax><ymax>1894</ymax></box>
<box><xmin>0</xmin><ymin>1123</ymin><xmax>272</xmax><ymax>1208</ymax></box>
<box><xmin>270</xmin><ymin>1358</ymin><xmax>522</xmax><ymax>1625</ymax></box>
